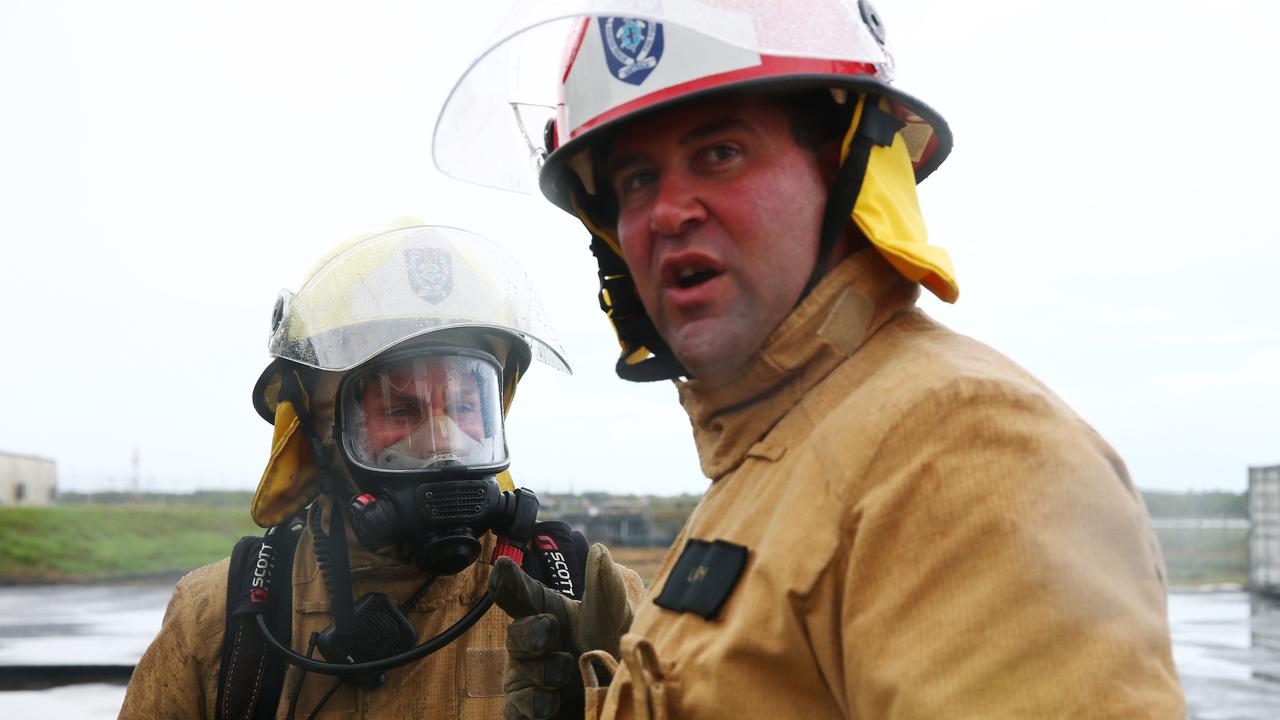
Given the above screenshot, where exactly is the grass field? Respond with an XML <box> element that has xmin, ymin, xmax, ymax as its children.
<box><xmin>0</xmin><ymin>506</ymin><xmax>1251</xmax><ymax>588</ymax></box>
<box><xmin>0</xmin><ymin>505</ymin><xmax>260</xmax><ymax>582</ymax></box>
<box><xmin>1155</xmin><ymin>527</ymin><xmax>1249</xmax><ymax>586</ymax></box>
<box><xmin>0</xmin><ymin>504</ymin><xmax>678</xmax><ymax>585</ymax></box>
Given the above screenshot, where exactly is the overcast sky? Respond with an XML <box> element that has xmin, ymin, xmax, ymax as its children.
<box><xmin>1</xmin><ymin>0</ymin><xmax>1275</xmax><ymax>497</ymax></box>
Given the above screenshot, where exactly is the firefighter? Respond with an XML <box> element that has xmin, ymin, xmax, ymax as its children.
<box><xmin>434</xmin><ymin>2</ymin><xmax>1185</xmax><ymax>718</ymax></box>
<box><xmin>120</xmin><ymin>223</ymin><xmax>644</xmax><ymax>719</ymax></box>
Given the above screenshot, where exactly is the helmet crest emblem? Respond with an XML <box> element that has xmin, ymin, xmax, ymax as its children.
<box><xmin>405</xmin><ymin>247</ymin><xmax>453</xmax><ymax>305</ymax></box>
<box><xmin>599</xmin><ymin>17</ymin><xmax>664</xmax><ymax>86</ymax></box>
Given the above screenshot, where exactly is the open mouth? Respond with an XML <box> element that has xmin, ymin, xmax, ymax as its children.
<box><xmin>674</xmin><ymin>266</ymin><xmax>721</xmax><ymax>289</ymax></box>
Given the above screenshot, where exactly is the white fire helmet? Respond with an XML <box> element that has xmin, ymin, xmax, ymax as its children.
<box><xmin>434</xmin><ymin>0</ymin><xmax>957</xmax><ymax>382</ymax></box>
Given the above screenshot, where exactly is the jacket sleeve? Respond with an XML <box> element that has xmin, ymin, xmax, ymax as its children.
<box><xmin>118</xmin><ymin>560</ymin><xmax>229</xmax><ymax>720</ymax></box>
<box><xmin>836</xmin><ymin>377</ymin><xmax>1184</xmax><ymax>719</ymax></box>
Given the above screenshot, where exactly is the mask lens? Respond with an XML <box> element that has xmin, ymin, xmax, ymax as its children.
<box><xmin>341</xmin><ymin>352</ymin><xmax>506</xmax><ymax>473</ymax></box>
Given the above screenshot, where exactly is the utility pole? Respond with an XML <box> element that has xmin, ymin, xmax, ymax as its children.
<box><xmin>130</xmin><ymin>446</ymin><xmax>140</xmax><ymax>504</ymax></box>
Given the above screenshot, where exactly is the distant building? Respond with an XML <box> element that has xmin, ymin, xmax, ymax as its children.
<box><xmin>539</xmin><ymin>495</ymin><xmax>672</xmax><ymax>547</ymax></box>
<box><xmin>0</xmin><ymin>451</ymin><xmax>57</xmax><ymax>506</ymax></box>
<box><xmin>1249</xmin><ymin>465</ymin><xmax>1280</xmax><ymax>593</ymax></box>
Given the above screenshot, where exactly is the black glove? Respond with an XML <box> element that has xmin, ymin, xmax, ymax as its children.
<box><xmin>489</xmin><ymin>544</ymin><xmax>634</xmax><ymax>720</ymax></box>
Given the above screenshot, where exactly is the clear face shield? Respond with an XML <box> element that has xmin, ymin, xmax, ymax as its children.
<box><xmin>431</xmin><ymin>0</ymin><xmax>895</xmax><ymax>193</ymax></box>
<box><xmin>267</xmin><ymin>225</ymin><xmax>571</xmax><ymax>376</ymax></box>
<box><xmin>338</xmin><ymin>349</ymin><xmax>508</xmax><ymax>477</ymax></box>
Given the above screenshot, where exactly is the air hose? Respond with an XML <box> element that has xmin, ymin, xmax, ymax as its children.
<box><xmin>256</xmin><ymin>594</ymin><xmax>494</xmax><ymax>676</ymax></box>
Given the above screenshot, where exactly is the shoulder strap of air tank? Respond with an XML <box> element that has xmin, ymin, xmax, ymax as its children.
<box><xmin>215</xmin><ymin>521</ymin><xmax>303</xmax><ymax>720</ymax></box>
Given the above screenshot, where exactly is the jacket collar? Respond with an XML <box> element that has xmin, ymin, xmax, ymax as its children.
<box><xmin>676</xmin><ymin>249</ymin><xmax>919</xmax><ymax>480</ymax></box>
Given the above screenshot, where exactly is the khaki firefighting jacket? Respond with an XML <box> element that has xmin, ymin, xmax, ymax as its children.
<box><xmin>586</xmin><ymin>250</ymin><xmax>1184</xmax><ymax>719</ymax></box>
<box><xmin>119</xmin><ymin>497</ymin><xmax>512</xmax><ymax>719</ymax></box>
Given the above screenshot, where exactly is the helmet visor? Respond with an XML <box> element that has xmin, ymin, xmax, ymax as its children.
<box><xmin>340</xmin><ymin>351</ymin><xmax>508</xmax><ymax>474</ymax></box>
<box><xmin>269</xmin><ymin>225</ymin><xmax>570</xmax><ymax>374</ymax></box>
<box><xmin>432</xmin><ymin>0</ymin><xmax>893</xmax><ymax>192</ymax></box>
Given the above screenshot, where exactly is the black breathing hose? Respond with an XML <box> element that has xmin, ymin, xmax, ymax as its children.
<box><xmin>256</xmin><ymin>593</ymin><xmax>494</xmax><ymax>675</ymax></box>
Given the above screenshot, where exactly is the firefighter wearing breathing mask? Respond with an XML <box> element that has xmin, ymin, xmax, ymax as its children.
<box><xmin>120</xmin><ymin>224</ymin><xmax>645</xmax><ymax>720</ymax></box>
<box><xmin>433</xmin><ymin>1</ymin><xmax>1185</xmax><ymax>718</ymax></box>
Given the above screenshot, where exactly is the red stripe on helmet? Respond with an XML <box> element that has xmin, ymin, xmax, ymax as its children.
<box><xmin>569</xmin><ymin>54</ymin><xmax>878</xmax><ymax>141</ymax></box>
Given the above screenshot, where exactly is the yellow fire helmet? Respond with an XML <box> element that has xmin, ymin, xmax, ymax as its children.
<box><xmin>249</xmin><ymin>224</ymin><xmax>571</xmax><ymax>527</ymax></box>
<box><xmin>433</xmin><ymin>0</ymin><xmax>959</xmax><ymax>381</ymax></box>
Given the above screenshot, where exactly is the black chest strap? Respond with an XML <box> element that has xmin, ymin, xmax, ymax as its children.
<box><xmin>213</xmin><ymin>519</ymin><xmax>587</xmax><ymax>719</ymax></box>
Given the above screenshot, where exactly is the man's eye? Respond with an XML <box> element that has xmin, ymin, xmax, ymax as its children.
<box><xmin>617</xmin><ymin>170</ymin><xmax>656</xmax><ymax>195</ymax></box>
<box><xmin>388</xmin><ymin>405</ymin><xmax>419</xmax><ymax>418</ymax></box>
<box><xmin>701</xmin><ymin>143</ymin><xmax>740</xmax><ymax>164</ymax></box>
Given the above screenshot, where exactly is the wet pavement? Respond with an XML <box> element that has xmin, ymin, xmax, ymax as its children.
<box><xmin>0</xmin><ymin>583</ymin><xmax>172</xmax><ymax>718</ymax></box>
<box><xmin>0</xmin><ymin>584</ymin><xmax>1276</xmax><ymax>718</ymax></box>
<box><xmin>1171</xmin><ymin>591</ymin><xmax>1280</xmax><ymax>719</ymax></box>
<box><xmin>0</xmin><ymin>584</ymin><xmax>173</xmax><ymax>667</ymax></box>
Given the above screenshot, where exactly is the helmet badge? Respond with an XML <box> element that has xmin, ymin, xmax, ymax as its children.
<box><xmin>599</xmin><ymin>17</ymin><xmax>664</xmax><ymax>86</ymax></box>
<box><xmin>405</xmin><ymin>247</ymin><xmax>453</xmax><ymax>305</ymax></box>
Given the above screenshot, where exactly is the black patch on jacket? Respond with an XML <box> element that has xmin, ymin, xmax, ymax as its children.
<box><xmin>654</xmin><ymin>539</ymin><xmax>748</xmax><ymax>620</ymax></box>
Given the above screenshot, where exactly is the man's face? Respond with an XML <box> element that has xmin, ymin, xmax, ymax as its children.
<box><xmin>605</xmin><ymin>95</ymin><xmax>831</xmax><ymax>384</ymax></box>
<box><xmin>358</xmin><ymin>358</ymin><xmax>486</xmax><ymax>458</ymax></box>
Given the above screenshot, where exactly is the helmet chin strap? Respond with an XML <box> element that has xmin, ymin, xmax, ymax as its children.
<box><xmin>574</xmin><ymin>186</ymin><xmax>690</xmax><ymax>383</ymax></box>
<box><xmin>801</xmin><ymin>93</ymin><xmax>904</xmax><ymax>303</ymax></box>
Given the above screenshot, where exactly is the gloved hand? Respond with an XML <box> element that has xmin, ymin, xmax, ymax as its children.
<box><xmin>489</xmin><ymin>543</ymin><xmax>634</xmax><ymax>720</ymax></box>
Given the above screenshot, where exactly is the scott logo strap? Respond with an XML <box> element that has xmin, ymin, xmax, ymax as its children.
<box><xmin>249</xmin><ymin>543</ymin><xmax>275</xmax><ymax>605</ymax></box>
<box><xmin>523</xmin><ymin>521</ymin><xmax>589</xmax><ymax>601</ymax></box>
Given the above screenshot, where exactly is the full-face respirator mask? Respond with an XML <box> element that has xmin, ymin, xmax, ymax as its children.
<box><xmin>251</xmin><ymin>349</ymin><xmax>542</xmax><ymax>694</ymax></box>
<box><xmin>335</xmin><ymin>346</ymin><xmax>538</xmax><ymax>576</ymax></box>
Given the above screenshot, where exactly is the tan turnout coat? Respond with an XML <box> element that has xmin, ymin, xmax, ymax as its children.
<box><xmin>119</xmin><ymin>499</ymin><xmax>512</xmax><ymax>719</ymax></box>
<box><xmin>587</xmin><ymin>250</ymin><xmax>1184</xmax><ymax>719</ymax></box>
